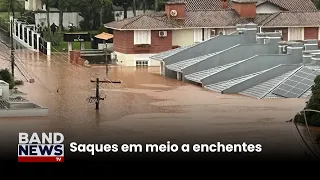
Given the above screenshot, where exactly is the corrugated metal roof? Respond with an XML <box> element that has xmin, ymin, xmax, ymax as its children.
<box><xmin>239</xmin><ymin>68</ymin><xmax>298</xmax><ymax>98</ymax></box>
<box><xmin>9</xmin><ymin>97</ymin><xmax>28</xmax><ymax>102</ymax></box>
<box><xmin>300</xmin><ymin>88</ymin><xmax>312</xmax><ymax>98</ymax></box>
<box><xmin>166</xmin><ymin>52</ymin><xmax>219</xmax><ymax>72</ymax></box>
<box><xmin>204</xmin><ymin>69</ymin><xmax>270</xmax><ymax>93</ymax></box>
<box><xmin>184</xmin><ymin>59</ymin><xmax>247</xmax><ymax>83</ymax></box>
<box><xmin>0</xmin><ymin>101</ymin><xmax>8</xmax><ymax>109</ymax></box>
<box><xmin>263</xmin><ymin>93</ymin><xmax>283</xmax><ymax>99</ymax></box>
<box><xmin>150</xmin><ymin>44</ymin><xmax>196</xmax><ymax>61</ymax></box>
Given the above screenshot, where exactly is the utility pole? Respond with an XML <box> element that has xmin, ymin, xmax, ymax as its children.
<box><xmin>10</xmin><ymin>19</ymin><xmax>14</xmax><ymax>79</ymax></box>
<box><xmin>89</xmin><ymin>78</ymin><xmax>121</xmax><ymax>110</ymax></box>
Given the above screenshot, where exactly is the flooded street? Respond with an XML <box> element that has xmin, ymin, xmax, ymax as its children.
<box><xmin>0</xmin><ymin>34</ymin><xmax>311</xmax><ymax>160</ymax></box>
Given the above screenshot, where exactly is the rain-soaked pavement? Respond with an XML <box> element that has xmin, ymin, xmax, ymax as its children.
<box><xmin>0</xmin><ymin>32</ymin><xmax>312</xmax><ymax>160</ymax></box>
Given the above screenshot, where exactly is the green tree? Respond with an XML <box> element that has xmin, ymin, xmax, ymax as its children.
<box><xmin>50</xmin><ymin>0</ymin><xmax>74</xmax><ymax>32</ymax></box>
<box><xmin>2</xmin><ymin>0</ymin><xmax>23</xmax><ymax>18</ymax></box>
<box><xmin>99</xmin><ymin>0</ymin><xmax>112</xmax><ymax>26</ymax></box>
<box><xmin>154</xmin><ymin>0</ymin><xmax>158</xmax><ymax>11</ymax></box>
<box><xmin>41</xmin><ymin>0</ymin><xmax>52</xmax><ymax>41</ymax></box>
<box><xmin>112</xmin><ymin>0</ymin><xmax>130</xmax><ymax>18</ymax></box>
<box><xmin>316</xmin><ymin>0</ymin><xmax>320</xmax><ymax>10</ymax></box>
<box><xmin>133</xmin><ymin>0</ymin><xmax>136</xmax><ymax>16</ymax></box>
<box><xmin>294</xmin><ymin>75</ymin><xmax>320</xmax><ymax>127</ymax></box>
<box><xmin>0</xmin><ymin>68</ymin><xmax>14</xmax><ymax>89</ymax></box>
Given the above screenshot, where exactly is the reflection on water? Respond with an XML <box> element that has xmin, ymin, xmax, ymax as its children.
<box><xmin>0</xmin><ymin>43</ymin><xmax>185</xmax><ymax>135</ymax></box>
<box><xmin>0</xmin><ymin>38</ymin><xmax>313</xmax><ymax>161</ymax></box>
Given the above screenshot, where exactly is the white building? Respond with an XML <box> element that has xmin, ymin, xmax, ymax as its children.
<box><xmin>25</xmin><ymin>0</ymin><xmax>43</xmax><ymax>11</ymax></box>
<box><xmin>24</xmin><ymin>0</ymin><xmax>83</xmax><ymax>29</ymax></box>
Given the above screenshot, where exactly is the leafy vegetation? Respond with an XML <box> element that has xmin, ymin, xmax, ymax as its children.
<box><xmin>0</xmin><ymin>69</ymin><xmax>15</xmax><ymax>89</ymax></box>
<box><xmin>294</xmin><ymin>75</ymin><xmax>320</xmax><ymax>127</ymax></box>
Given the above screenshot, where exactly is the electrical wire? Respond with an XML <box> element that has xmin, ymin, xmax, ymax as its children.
<box><xmin>10</xmin><ymin>20</ymin><xmax>150</xmax><ymax>111</ymax></box>
<box><xmin>38</xmin><ymin>40</ymin><xmax>146</xmax><ymax>108</ymax></box>
<box><xmin>7</xmin><ymin>44</ymin><xmax>134</xmax><ymax>113</ymax></box>
<box><xmin>292</xmin><ymin>110</ymin><xmax>320</xmax><ymax>160</ymax></box>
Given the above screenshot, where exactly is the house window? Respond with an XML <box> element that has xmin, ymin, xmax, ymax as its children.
<box><xmin>136</xmin><ymin>60</ymin><xmax>148</xmax><ymax>66</ymax></box>
<box><xmin>194</xmin><ymin>29</ymin><xmax>203</xmax><ymax>43</ymax></box>
<box><xmin>288</xmin><ymin>27</ymin><xmax>304</xmax><ymax>40</ymax></box>
<box><xmin>134</xmin><ymin>30</ymin><xmax>151</xmax><ymax>45</ymax></box>
<box><xmin>210</xmin><ymin>29</ymin><xmax>216</xmax><ymax>37</ymax></box>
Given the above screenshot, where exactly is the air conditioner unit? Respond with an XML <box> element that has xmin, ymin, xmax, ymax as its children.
<box><xmin>170</xmin><ymin>10</ymin><xmax>178</xmax><ymax>17</ymax></box>
<box><xmin>159</xmin><ymin>31</ymin><xmax>167</xmax><ymax>37</ymax></box>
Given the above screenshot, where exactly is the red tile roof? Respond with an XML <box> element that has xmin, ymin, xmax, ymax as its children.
<box><xmin>259</xmin><ymin>0</ymin><xmax>317</xmax><ymax>11</ymax></box>
<box><xmin>168</xmin><ymin>0</ymin><xmax>317</xmax><ymax>11</ymax></box>
<box><xmin>261</xmin><ymin>11</ymin><xmax>320</xmax><ymax>27</ymax></box>
<box><xmin>105</xmin><ymin>0</ymin><xmax>320</xmax><ymax>30</ymax></box>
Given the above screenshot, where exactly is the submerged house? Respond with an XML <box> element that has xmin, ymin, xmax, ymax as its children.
<box><xmin>105</xmin><ymin>0</ymin><xmax>320</xmax><ymax>67</ymax></box>
<box><xmin>151</xmin><ymin>23</ymin><xmax>320</xmax><ymax>99</ymax></box>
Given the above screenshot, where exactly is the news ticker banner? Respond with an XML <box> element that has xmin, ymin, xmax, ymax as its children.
<box><xmin>18</xmin><ymin>132</ymin><xmax>263</xmax><ymax>163</ymax></box>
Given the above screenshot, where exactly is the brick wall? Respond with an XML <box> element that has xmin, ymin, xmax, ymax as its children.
<box><xmin>232</xmin><ymin>3</ymin><xmax>256</xmax><ymax>18</ymax></box>
<box><xmin>69</xmin><ymin>51</ymin><xmax>87</xmax><ymax>66</ymax></box>
<box><xmin>304</xmin><ymin>27</ymin><xmax>318</xmax><ymax>40</ymax></box>
<box><xmin>165</xmin><ymin>3</ymin><xmax>185</xmax><ymax>19</ymax></box>
<box><xmin>113</xmin><ymin>30</ymin><xmax>173</xmax><ymax>54</ymax></box>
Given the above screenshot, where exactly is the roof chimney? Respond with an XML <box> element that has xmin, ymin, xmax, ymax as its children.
<box><xmin>222</xmin><ymin>0</ymin><xmax>228</xmax><ymax>9</ymax></box>
<box><xmin>165</xmin><ymin>1</ymin><xmax>186</xmax><ymax>19</ymax></box>
<box><xmin>231</xmin><ymin>0</ymin><xmax>257</xmax><ymax>18</ymax></box>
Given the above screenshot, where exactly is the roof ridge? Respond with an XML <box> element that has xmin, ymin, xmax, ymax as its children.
<box><xmin>122</xmin><ymin>15</ymin><xmax>146</xmax><ymax>29</ymax></box>
<box><xmin>186</xmin><ymin>9</ymin><xmax>233</xmax><ymax>12</ymax></box>
<box><xmin>261</xmin><ymin>12</ymin><xmax>281</xmax><ymax>26</ymax></box>
<box><xmin>152</xmin><ymin>15</ymin><xmax>182</xmax><ymax>28</ymax></box>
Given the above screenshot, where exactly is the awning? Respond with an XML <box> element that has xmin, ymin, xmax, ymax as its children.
<box><xmin>95</xmin><ymin>32</ymin><xmax>114</xmax><ymax>41</ymax></box>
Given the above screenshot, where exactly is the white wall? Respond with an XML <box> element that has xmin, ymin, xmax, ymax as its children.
<box><xmin>25</xmin><ymin>0</ymin><xmax>43</xmax><ymax>11</ymax></box>
<box><xmin>114</xmin><ymin>10</ymin><xmax>155</xmax><ymax>21</ymax></box>
<box><xmin>35</xmin><ymin>12</ymin><xmax>83</xmax><ymax>28</ymax></box>
<box><xmin>0</xmin><ymin>108</ymin><xmax>48</xmax><ymax>117</ymax></box>
<box><xmin>256</xmin><ymin>2</ymin><xmax>282</xmax><ymax>14</ymax></box>
<box><xmin>172</xmin><ymin>29</ymin><xmax>194</xmax><ymax>46</ymax></box>
<box><xmin>0</xmin><ymin>81</ymin><xmax>9</xmax><ymax>101</ymax></box>
<box><xmin>114</xmin><ymin>52</ymin><xmax>160</xmax><ymax>66</ymax></box>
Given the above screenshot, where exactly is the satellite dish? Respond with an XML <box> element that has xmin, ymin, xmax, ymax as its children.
<box><xmin>170</xmin><ymin>10</ymin><xmax>178</xmax><ymax>17</ymax></box>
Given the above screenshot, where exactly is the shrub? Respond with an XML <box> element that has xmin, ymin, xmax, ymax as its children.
<box><xmin>295</xmin><ymin>75</ymin><xmax>320</xmax><ymax>127</ymax></box>
<box><xmin>0</xmin><ymin>68</ymin><xmax>14</xmax><ymax>89</ymax></box>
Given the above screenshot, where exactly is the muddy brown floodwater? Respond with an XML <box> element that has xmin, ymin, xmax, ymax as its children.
<box><xmin>0</xmin><ymin>45</ymin><xmax>311</xmax><ymax>160</ymax></box>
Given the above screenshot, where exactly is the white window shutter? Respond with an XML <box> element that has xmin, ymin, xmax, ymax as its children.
<box><xmin>134</xmin><ymin>30</ymin><xmax>140</xmax><ymax>45</ymax></box>
<box><xmin>146</xmin><ymin>30</ymin><xmax>151</xmax><ymax>44</ymax></box>
<box><xmin>288</xmin><ymin>27</ymin><xmax>304</xmax><ymax>40</ymax></box>
<box><xmin>134</xmin><ymin>30</ymin><xmax>151</xmax><ymax>44</ymax></box>
<box><xmin>203</xmin><ymin>29</ymin><xmax>211</xmax><ymax>40</ymax></box>
<box><xmin>194</xmin><ymin>29</ymin><xmax>202</xmax><ymax>43</ymax></box>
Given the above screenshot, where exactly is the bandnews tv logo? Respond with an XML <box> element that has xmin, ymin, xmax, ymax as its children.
<box><xmin>18</xmin><ymin>132</ymin><xmax>64</xmax><ymax>163</ymax></box>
